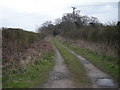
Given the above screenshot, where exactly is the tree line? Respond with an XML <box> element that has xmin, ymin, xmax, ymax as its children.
<box><xmin>37</xmin><ymin>11</ymin><xmax>118</xmax><ymax>48</ymax></box>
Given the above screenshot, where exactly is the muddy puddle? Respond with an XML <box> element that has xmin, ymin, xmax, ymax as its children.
<box><xmin>95</xmin><ymin>78</ymin><xmax>114</xmax><ymax>87</ymax></box>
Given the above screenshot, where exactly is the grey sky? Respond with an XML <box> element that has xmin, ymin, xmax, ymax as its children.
<box><xmin>0</xmin><ymin>0</ymin><xmax>119</xmax><ymax>32</ymax></box>
<box><xmin>118</xmin><ymin>1</ymin><xmax>120</xmax><ymax>21</ymax></box>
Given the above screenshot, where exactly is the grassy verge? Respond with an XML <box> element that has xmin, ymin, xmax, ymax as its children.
<box><xmin>60</xmin><ymin>39</ymin><xmax>119</xmax><ymax>80</ymax></box>
<box><xmin>3</xmin><ymin>52</ymin><xmax>55</xmax><ymax>88</ymax></box>
<box><xmin>53</xmin><ymin>38</ymin><xmax>90</xmax><ymax>87</ymax></box>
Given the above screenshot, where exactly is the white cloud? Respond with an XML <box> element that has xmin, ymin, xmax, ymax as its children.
<box><xmin>1</xmin><ymin>0</ymin><xmax>119</xmax><ymax>13</ymax></box>
<box><xmin>0</xmin><ymin>0</ymin><xmax>119</xmax><ymax>31</ymax></box>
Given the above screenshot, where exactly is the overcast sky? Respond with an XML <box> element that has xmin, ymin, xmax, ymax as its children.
<box><xmin>0</xmin><ymin>0</ymin><xmax>119</xmax><ymax>32</ymax></box>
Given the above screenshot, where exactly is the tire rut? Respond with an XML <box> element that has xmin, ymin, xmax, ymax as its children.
<box><xmin>64</xmin><ymin>46</ymin><xmax>118</xmax><ymax>88</ymax></box>
<box><xmin>42</xmin><ymin>47</ymin><xmax>75</xmax><ymax>88</ymax></box>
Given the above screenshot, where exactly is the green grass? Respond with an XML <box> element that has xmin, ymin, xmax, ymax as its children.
<box><xmin>3</xmin><ymin>52</ymin><xmax>55</xmax><ymax>88</ymax></box>
<box><xmin>53</xmin><ymin>38</ymin><xmax>90</xmax><ymax>87</ymax></box>
<box><xmin>0</xmin><ymin>75</ymin><xmax>1</xmax><ymax>89</ymax></box>
<box><xmin>61</xmin><ymin>40</ymin><xmax>119</xmax><ymax>80</ymax></box>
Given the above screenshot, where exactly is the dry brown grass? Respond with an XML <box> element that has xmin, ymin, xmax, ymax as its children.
<box><xmin>58</xmin><ymin>36</ymin><xmax>117</xmax><ymax>58</ymax></box>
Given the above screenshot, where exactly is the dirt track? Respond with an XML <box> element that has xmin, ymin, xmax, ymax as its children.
<box><xmin>42</xmin><ymin>43</ymin><xmax>118</xmax><ymax>88</ymax></box>
<box><xmin>43</xmin><ymin>47</ymin><xmax>75</xmax><ymax>88</ymax></box>
<box><xmin>65</xmin><ymin>46</ymin><xmax>118</xmax><ymax>88</ymax></box>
